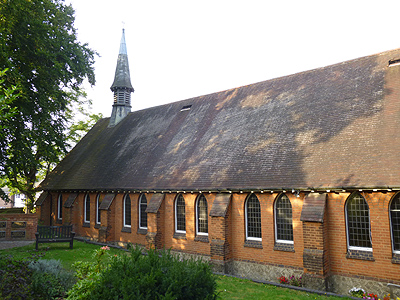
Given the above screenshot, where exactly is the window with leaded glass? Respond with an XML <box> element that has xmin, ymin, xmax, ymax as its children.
<box><xmin>139</xmin><ymin>194</ymin><xmax>147</xmax><ymax>229</ymax></box>
<box><xmin>346</xmin><ymin>193</ymin><xmax>372</xmax><ymax>250</ymax></box>
<box><xmin>275</xmin><ymin>194</ymin><xmax>293</xmax><ymax>243</ymax></box>
<box><xmin>390</xmin><ymin>194</ymin><xmax>400</xmax><ymax>253</ymax></box>
<box><xmin>196</xmin><ymin>194</ymin><xmax>208</xmax><ymax>235</ymax></box>
<box><xmin>175</xmin><ymin>194</ymin><xmax>186</xmax><ymax>233</ymax></box>
<box><xmin>96</xmin><ymin>194</ymin><xmax>101</xmax><ymax>225</ymax></box>
<box><xmin>57</xmin><ymin>194</ymin><xmax>62</xmax><ymax>220</ymax></box>
<box><xmin>246</xmin><ymin>194</ymin><xmax>262</xmax><ymax>240</ymax></box>
<box><xmin>84</xmin><ymin>194</ymin><xmax>90</xmax><ymax>223</ymax></box>
<box><xmin>124</xmin><ymin>194</ymin><xmax>131</xmax><ymax>227</ymax></box>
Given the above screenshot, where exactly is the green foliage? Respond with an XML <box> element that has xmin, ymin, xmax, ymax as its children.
<box><xmin>0</xmin><ymin>254</ymin><xmax>36</xmax><ymax>299</ymax></box>
<box><xmin>67</xmin><ymin>246</ymin><xmax>217</xmax><ymax>300</ymax></box>
<box><xmin>67</xmin><ymin>246</ymin><xmax>112</xmax><ymax>300</ymax></box>
<box><xmin>0</xmin><ymin>0</ymin><xmax>96</xmax><ymax>210</ymax></box>
<box><xmin>88</xmin><ymin>246</ymin><xmax>217</xmax><ymax>300</ymax></box>
<box><xmin>29</xmin><ymin>259</ymin><xmax>75</xmax><ymax>297</ymax></box>
<box><xmin>0</xmin><ymin>254</ymin><xmax>74</xmax><ymax>300</ymax></box>
<box><xmin>67</xmin><ymin>111</ymin><xmax>103</xmax><ymax>147</ymax></box>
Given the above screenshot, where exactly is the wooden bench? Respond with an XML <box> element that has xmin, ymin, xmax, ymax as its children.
<box><xmin>35</xmin><ymin>225</ymin><xmax>75</xmax><ymax>250</ymax></box>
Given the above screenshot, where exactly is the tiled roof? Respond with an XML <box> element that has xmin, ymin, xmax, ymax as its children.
<box><xmin>40</xmin><ymin>48</ymin><xmax>400</xmax><ymax>192</ymax></box>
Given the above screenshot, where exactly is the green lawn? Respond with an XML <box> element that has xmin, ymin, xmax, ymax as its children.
<box><xmin>0</xmin><ymin>240</ymin><xmax>124</xmax><ymax>270</ymax></box>
<box><xmin>216</xmin><ymin>275</ymin><xmax>352</xmax><ymax>300</ymax></box>
<box><xmin>0</xmin><ymin>241</ymin><xmax>352</xmax><ymax>300</ymax></box>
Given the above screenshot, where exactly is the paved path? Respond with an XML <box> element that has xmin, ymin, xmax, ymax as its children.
<box><xmin>0</xmin><ymin>240</ymin><xmax>35</xmax><ymax>250</ymax></box>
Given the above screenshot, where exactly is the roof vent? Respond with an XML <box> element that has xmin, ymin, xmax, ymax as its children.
<box><xmin>180</xmin><ymin>105</ymin><xmax>192</xmax><ymax>111</ymax></box>
<box><xmin>389</xmin><ymin>59</ymin><xmax>400</xmax><ymax>67</ymax></box>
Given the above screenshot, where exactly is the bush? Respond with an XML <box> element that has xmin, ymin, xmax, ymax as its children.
<box><xmin>68</xmin><ymin>246</ymin><xmax>217</xmax><ymax>300</ymax></box>
<box><xmin>67</xmin><ymin>246</ymin><xmax>112</xmax><ymax>300</ymax></box>
<box><xmin>29</xmin><ymin>259</ymin><xmax>75</xmax><ymax>299</ymax></box>
<box><xmin>0</xmin><ymin>254</ymin><xmax>36</xmax><ymax>299</ymax></box>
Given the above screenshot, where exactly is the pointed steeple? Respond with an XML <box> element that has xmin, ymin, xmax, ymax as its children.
<box><xmin>109</xmin><ymin>29</ymin><xmax>134</xmax><ymax>127</ymax></box>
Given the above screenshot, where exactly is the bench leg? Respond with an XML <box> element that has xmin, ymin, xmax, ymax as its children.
<box><xmin>35</xmin><ymin>240</ymin><xmax>38</xmax><ymax>251</ymax></box>
<box><xmin>70</xmin><ymin>239</ymin><xmax>73</xmax><ymax>249</ymax></box>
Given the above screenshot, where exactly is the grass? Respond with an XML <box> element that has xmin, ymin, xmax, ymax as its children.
<box><xmin>0</xmin><ymin>240</ymin><xmax>124</xmax><ymax>270</ymax></box>
<box><xmin>0</xmin><ymin>241</ymin><xmax>353</xmax><ymax>299</ymax></box>
<box><xmin>216</xmin><ymin>275</ymin><xmax>352</xmax><ymax>300</ymax></box>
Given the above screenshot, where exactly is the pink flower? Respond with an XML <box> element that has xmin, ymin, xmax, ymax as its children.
<box><xmin>101</xmin><ymin>246</ymin><xmax>110</xmax><ymax>251</ymax></box>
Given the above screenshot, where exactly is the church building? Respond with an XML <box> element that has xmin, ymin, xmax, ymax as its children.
<box><xmin>37</xmin><ymin>30</ymin><xmax>400</xmax><ymax>295</ymax></box>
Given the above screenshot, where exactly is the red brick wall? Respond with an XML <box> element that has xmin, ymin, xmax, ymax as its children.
<box><xmin>47</xmin><ymin>190</ymin><xmax>400</xmax><ymax>285</ymax></box>
<box><xmin>163</xmin><ymin>193</ymin><xmax>214</xmax><ymax>256</ymax></box>
<box><xmin>111</xmin><ymin>193</ymin><xmax>147</xmax><ymax>246</ymax></box>
<box><xmin>327</xmin><ymin>192</ymin><xmax>400</xmax><ymax>282</ymax></box>
<box><xmin>0</xmin><ymin>213</ymin><xmax>38</xmax><ymax>240</ymax></box>
<box><xmin>229</xmin><ymin>192</ymin><xmax>304</xmax><ymax>269</ymax></box>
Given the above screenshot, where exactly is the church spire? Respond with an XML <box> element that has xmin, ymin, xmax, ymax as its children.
<box><xmin>109</xmin><ymin>29</ymin><xmax>134</xmax><ymax>127</ymax></box>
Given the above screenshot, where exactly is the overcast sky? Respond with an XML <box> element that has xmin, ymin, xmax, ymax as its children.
<box><xmin>67</xmin><ymin>0</ymin><xmax>400</xmax><ymax>117</ymax></box>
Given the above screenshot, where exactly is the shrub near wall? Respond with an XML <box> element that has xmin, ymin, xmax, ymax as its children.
<box><xmin>69</xmin><ymin>246</ymin><xmax>217</xmax><ymax>300</ymax></box>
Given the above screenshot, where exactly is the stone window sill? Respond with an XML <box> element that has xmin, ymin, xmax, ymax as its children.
<box><xmin>173</xmin><ymin>232</ymin><xmax>186</xmax><ymax>240</ymax></box>
<box><xmin>82</xmin><ymin>222</ymin><xmax>90</xmax><ymax>228</ymax></box>
<box><xmin>194</xmin><ymin>235</ymin><xmax>209</xmax><ymax>243</ymax></box>
<box><xmin>121</xmin><ymin>227</ymin><xmax>131</xmax><ymax>233</ymax></box>
<box><xmin>392</xmin><ymin>253</ymin><xmax>400</xmax><ymax>264</ymax></box>
<box><xmin>346</xmin><ymin>249</ymin><xmax>374</xmax><ymax>261</ymax></box>
<box><xmin>56</xmin><ymin>219</ymin><xmax>62</xmax><ymax>225</ymax></box>
<box><xmin>274</xmin><ymin>242</ymin><xmax>294</xmax><ymax>252</ymax></box>
<box><xmin>137</xmin><ymin>228</ymin><xmax>147</xmax><ymax>235</ymax></box>
<box><xmin>244</xmin><ymin>240</ymin><xmax>263</xmax><ymax>249</ymax></box>
<box><xmin>94</xmin><ymin>224</ymin><xmax>101</xmax><ymax>229</ymax></box>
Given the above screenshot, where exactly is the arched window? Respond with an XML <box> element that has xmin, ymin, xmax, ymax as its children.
<box><xmin>139</xmin><ymin>194</ymin><xmax>147</xmax><ymax>229</ymax></box>
<box><xmin>96</xmin><ymin>194</ymin><xmax>101</xmax><ymax>225</ymax></box>
<box><xmin>196</xmin><ymin>194</ymin><xmax>208</xmax><ymax>235</ymax></box>
<box><xmin>245</xmin><ymin>194</ymin><xmax>262</xmax><ymax>240</ymax></box>
<box><xmin>175</xmin><ymin>194</ymin><xmax>186</xmax><ymax>233</ymax></box>
<box><xmin>274</xmin><ymin>194</ymin><xmax>293</xmax><ymax>243</ymax></box>
<box><xmin>346</xmin><ymin>193</ymin><xmax>372</xmax><ymax>250</ymax></box>
<box><xmin>57</xmin><ymin>194</ymin><xmax>62</xmax><ymax>220</ymax></box>
<box><xmin>390</xmin><ymin>193</ymin><xmax>400</xmax><ymax>253</ymax></box>
<box><xmin>84</xmin><ymin>194</ymin><xmax>90</xmax><ymax>223</ymax></box>
<box><xmin>124</xmin><ymin>194</ymin><xmax>131</xmax><ymax>228</ymax></box>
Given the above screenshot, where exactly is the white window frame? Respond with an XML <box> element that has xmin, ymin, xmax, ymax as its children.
<box><xmin>96</xmin><ymin>194</ymin><xmax>101</xmax><ymax>225</ymax></box>
<box><xmin>84</xmin><ymin>194</ymin><xmax>90</xmax><ymax>224</ymax></box>
<box><xmin>345</xmin><ymin>193</ymin><xmax>372</xmax><ymax>252</ymax></box>
<box><xmin>196</xmin><ymin>194</ymin><xmax>208</xmax><ymax>236</ymax></box>
<box><xmin>57</xmin><ymin>194</ymin><xmax>62</xmax><ymax>220</ymax></box>
<box><xmin>138</xmin><ymin>194</ymin><xmax>147</xmax><ymax>230</ymax></box>
<box><xmin>245</xmin><ymin>194</ymin><xmax>262</xmax><ymax>242</ymax></box>
<box><xmin>175</xmin><ymin>194</ymin><xmax>186</xmax><ymax>234</ymax></box>
<box><xmin>274</xmin><ymin>194</ymin><xmax>294</xmax><ymax>245</ymax></box>
<box><xmin>123</xmin><ymin>194</ymin><xmax>131</xmax><ymax>228</ymax></box>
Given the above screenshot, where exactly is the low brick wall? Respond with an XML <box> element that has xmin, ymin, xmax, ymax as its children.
<box><xmin>0</xmin><ymin>213</ymin><xmax>38</xmax><ymax>240</ymax></box>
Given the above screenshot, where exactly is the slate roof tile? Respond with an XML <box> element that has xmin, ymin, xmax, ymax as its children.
<box><xmin>40</xmin><ymin>49</ymin><xmax>400</xmax><ymax>191</ymax></box>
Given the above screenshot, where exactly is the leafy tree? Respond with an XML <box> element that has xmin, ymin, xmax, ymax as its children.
<box><xmin>0</xmin><ymin>0</ymin><xmax>96</xmax><ymax>210</ymax></box>
<box><xmin>0</xmin><ymin>69</ymin><xmax>19</xmax><ymax>201</ymax></box>
<box><xmin>66</xmin><ymin>104</ymin><xmax>103</xmax><ymax>147</ymax></box>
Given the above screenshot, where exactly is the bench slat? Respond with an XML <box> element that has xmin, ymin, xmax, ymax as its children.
<box><xmin>36</xmin><ymin>225</ymin><xmax>75</xmax><ymax>250</ymax></box>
